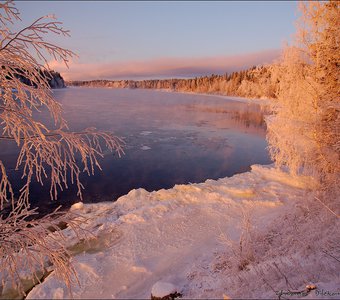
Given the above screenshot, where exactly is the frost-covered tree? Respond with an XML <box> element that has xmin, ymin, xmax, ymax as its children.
<box><xmin>267</xmin><ymin>1</ymin><xmax>339</xmax><ymax>202</ymax></box>
<box><xmin>0</xmin><ymin>1</ymin><xmax>122</xmax><ymax>296</ymax></box>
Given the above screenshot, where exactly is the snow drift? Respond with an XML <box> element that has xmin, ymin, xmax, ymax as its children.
<box><xmin>21</xmin><ymin>164</ymin><xmax>339</xmax><ymax>299</ymax></box>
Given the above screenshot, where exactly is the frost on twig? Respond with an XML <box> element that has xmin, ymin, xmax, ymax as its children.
<box><xmin>0</xmin><ymin>1</ymin><xmax>124</xmax><ymax>296</ymax></box>
<box><xmin>267</xmin><ymin>2</ymin><xmax>340</xmax><ymax>202</ymax></box>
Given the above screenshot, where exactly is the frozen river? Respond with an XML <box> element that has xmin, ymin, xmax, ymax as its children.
<box><xmin>1</xmin><ymin>87</ymin><xmax>272</xmax><ymax>213</ymax></box>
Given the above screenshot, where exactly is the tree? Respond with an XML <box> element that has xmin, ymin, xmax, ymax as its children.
<box><xmin>267</xmin><ymin>1</ymin><xmax>339</xmax><ymax>205</ymax></box>
<box><xmin>0</xmin><ymin>1</ymin><xmax>123</xmax><ymax>296</ymax></box>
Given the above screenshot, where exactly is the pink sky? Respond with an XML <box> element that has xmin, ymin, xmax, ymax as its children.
<box><xmin>50</xmin><ymin>49</ymin><xmax>281</xmax><ymax>81</ymax></box>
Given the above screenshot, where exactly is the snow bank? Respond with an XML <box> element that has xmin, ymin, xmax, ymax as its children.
<box><xmin>23</xmin><ymin>164</ymin><xmax>339</xmax><ymax>299</ymax></box>
<box><xmin>157</xmin><ymin>89</ymin><xmax>272</xmax><ymax>105</ymax></box>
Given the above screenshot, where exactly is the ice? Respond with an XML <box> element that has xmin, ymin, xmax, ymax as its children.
<box><xmin>140</xmin><ymin>131</ymin><xmax>152</xmax><ymax>136</ymax></box>
<box><xmin>158</xmin><ymin>89</ymin><xmax>272</xmax><ymax>105</ymax></box>
<box><xmin>6</xmin><ymin>164</ymin><xmax>336</xmax><ymax>299</ymax></box>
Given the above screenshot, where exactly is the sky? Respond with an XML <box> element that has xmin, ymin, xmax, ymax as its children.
<box><xmin>14</xmin><ymin>1</ymin><xmax>299</xmax><ymax>81</ymax></box>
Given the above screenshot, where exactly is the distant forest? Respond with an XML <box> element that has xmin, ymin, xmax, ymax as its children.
<box><xmin>67</xmin><ymin>65</ymin><xmax>278</xmax><ymax>99</ymax></box>
<box><xmin>8</xmin><ymin>68</ymin><xmax>66</xmax><ymax>89</ymax></box>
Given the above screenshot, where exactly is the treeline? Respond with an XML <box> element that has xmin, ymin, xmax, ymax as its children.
<box><xmin>68</xmin><ymin>65</ymin><xmax>278</xmax><ymax>99</ymax></box>
<box><xmin>8</xmin><ymin>68</ymin><xmax>66</xmax><ymax>89</ymax></box>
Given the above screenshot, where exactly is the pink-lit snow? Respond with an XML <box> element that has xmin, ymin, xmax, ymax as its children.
<box><xmin>22</xmin><ymin>164</ymin><xmax>339</xmax><ymax>299</ymax></box>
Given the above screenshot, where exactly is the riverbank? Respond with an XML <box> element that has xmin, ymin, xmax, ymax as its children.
<box><xmin>65</xmin><ymin>84</ymin><xmax>273</xmax><ymax>106</ymax></box>
<box><xmin>24</xmin><ymin>164</ymin><xmax>339</xmax><ymax>299</ymax></box>
<box><xmin>155</xmin><ymin>88</ymin><xmax>273</xmax><ymax>105</ymax></box>
<box><xmin>1</xmin><ymin>89</ymin><xmax>337</xmax><ymax>299</ymax></box>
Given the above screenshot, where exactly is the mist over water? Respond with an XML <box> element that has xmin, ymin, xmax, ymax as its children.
<box><xmin>2</xmin><ymin>87</ymin><xmax>272</xmax><ymax>214</ymax></box>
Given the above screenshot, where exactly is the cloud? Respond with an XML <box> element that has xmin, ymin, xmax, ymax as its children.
<box><xmin>49</xmin><ymin>49</ymin><xmax>281</xmax><ymax>81</ymax></box>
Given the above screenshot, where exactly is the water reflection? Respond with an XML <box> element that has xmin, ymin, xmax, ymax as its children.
<box><xmin>0</xmin><ymin>87</ymin><xmax>272</xmax><ymax>214</ymax></box>
<box><xmin>184</xmin><ymin>102</ymin><xmax>269</xmax><ymax>131</ymax></box>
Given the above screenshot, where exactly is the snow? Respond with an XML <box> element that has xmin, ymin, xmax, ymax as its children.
<box><xmin>70</xmin><ymin>202</ymin><xmax>84</xmax><ymax>210</ymax></box>
<box><xmin>151</xmin><ymin>281</ymin><xmax>177</xmax><ymax>298</ymax></box>
<box><xmin>4</xmin><ymin>164</ymin><xmax>338</xmax><ymax>299</ymax></box>
<box><xmin>21</xmin><ymin>165</ymin><xmax>340</xmax><ymax>299</ymax></box>
<box><xmin>157</xmin><ymin>89</ymin><xmax>272</xmax><ymax>105</ymax></box>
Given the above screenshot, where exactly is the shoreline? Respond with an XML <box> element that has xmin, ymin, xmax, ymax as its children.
<box><xmin>21</xmin><ymin>86</ymin><xmax>338</xmax><ymax>299</ymax></box>
<box><xmin>46</xmin><ymin>85</ymin><xmax>272</xmax><ymax>218</ymax></box>
<box><xmin>24</xmin><ymin>163</ymin><xmax>338</xmax><ymax>300</ymax></box>
<box><xmin>155</xmin><ymin>88</ymin><xmax>273</xmax><ymax>105</ymax></box>
<box><xmin>65</xmin><ymin>85</ymin><xmax>273</xmax><ymax>106</ymax></box>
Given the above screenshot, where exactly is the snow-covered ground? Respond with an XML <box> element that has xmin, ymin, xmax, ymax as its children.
<box><xmin>23</xmin><ymin>164</ymin><xmax>339</xmax><ymax>299</ymax></box>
